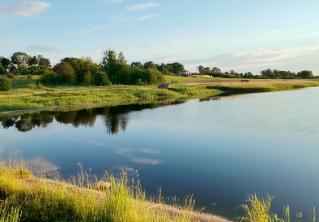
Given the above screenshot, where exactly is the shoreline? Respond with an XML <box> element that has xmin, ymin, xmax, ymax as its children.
<box><xmin>0</xmin><ymin>164</ymin><xmax>230</xmax><ymax>222</ymax></box>
<box><xmin>1</xmin><ymin>77</ymin><xmax>319</xmax><ymax>116</ymax></box>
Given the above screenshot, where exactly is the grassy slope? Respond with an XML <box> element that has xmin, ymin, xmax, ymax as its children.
<box><xmin>0</xmin><ymin>75</ymin><xmax>319</xmax><ymax>113</ymax></box>
<box><xmin>0</xmin><ymin>164</ymin><xmax>228</xmax><ymax>222</ymax></box>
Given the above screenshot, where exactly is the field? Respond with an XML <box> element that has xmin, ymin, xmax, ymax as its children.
<box><xmin>0</xmin><ymin>75</ymin><xmax>319</xmax><ymax>113</ymax></box>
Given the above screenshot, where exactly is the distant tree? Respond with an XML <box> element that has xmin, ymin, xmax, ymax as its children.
<box><xmin>38</xmin><ymin>55</ymin><xmax>51</xmax><ymax>67</ymax></box>
<box><xmin>131</xmin><ymin>62</ymin><xmax>143</xmax><ymax>69</ymax></box>
<box><xmin>0</xmin><ymin>77</ymin><xmax>12</xmax><ymax>91</ymax></box>
<box><xmin>54</xmin><ymin>62</ymin><xmax>75</xmax><ymax>83</ymax></box>
<box><xmin>92</xmin><ymin>71</ymin><xmax>111</xmax><ymax>86</ymax></box>
<box><xmin>62</xmin><ymin>57</ymin><xmax>100</xmax><ymax>84</ymax></box>
<box><xmin>28</xmin><ymin>56</ymin><xmax>39</xmax><ymax>66</ymax></box>
<box><xmin>144</xmin><ymin>61</ymin><xmax>157</xmax><ymax>69</ymax></box>
<box><xmin>198</xmin><ymin>65</ymin><xmax>210</xmax><ymax>74</ymax></box>
<box><xmin>166</xmin><ymin>62</ymin><xmax>185</xmax><ymax>75</ymax></box>
<box><xmin>102</xmin><ymin>50</ymin><xmax>117</xmax><ymax>69</ymax></box>
<box><xmin>297</xmin><ymin>70</ymin><xmax>313</xmax><ymax>79</ymax></box>
<box><xmin>261</xmin><ymin>69</ymin><xmax>274</xmax><ymax>78</ymax></box>
<box><xmin>11</xmin><ymin>52</ymin><xmax>30</xmax><ymax>68</ymax></box>
<box><xmin>0</xmin><ymin>64</ymin><xmax>5</xmax><ymax>75</ymax></box>
<box><xmin>0</xmin><ymin>57</ymin><xmax>11</xmax><ymax>70</ymax></box>
<box><xmin>118</xmin><ymin>52</ymin><xmax>127</xmax><ymax>64</ymax></box>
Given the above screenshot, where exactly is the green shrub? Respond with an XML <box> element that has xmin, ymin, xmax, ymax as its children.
<box><xmin>92</xmin><ymin>71</ymin><xmax>111</xmax><ymax>86</ymax></box>
<box><xmin>54</xmin><ymin>62</ymin><xmax>75</xmax><ymax>83</ymax></box>
<box><xmin>0</xmin><ymin>64</ymin><xmax>6</xmax><ymax>75</ymax></box>
<box><xmin>0</xmin><ymin>77</ymin><xmax>12</xmax><ymax>91</ymax></box>
<box><xmin>40</xmin><ymin>73</ymin><xmax>59</xmax><ymax>85</ymax></box>
<box><xmin>5</xmin><ymin>74</ymin><xmax>15</xmax><ymax>79</ymax></box>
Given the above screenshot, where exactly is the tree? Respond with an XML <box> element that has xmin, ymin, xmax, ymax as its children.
<box><xmin>166</xmin><ymin>62</ymin><xmax>185</xmax><ymax>75</ymax></box>
<box><xmin>38</xmin><ymin>55</ymin><xmax>51</xmax><ymax>67</ymax></box>
<box><xmin>0</xmin><ymin>77</ymin><xmax>12</xmax><ymax>91</ymax></box>
<box><xmin>92</xmin><ymin>71</ymin><xmax>111</xmax><ymax>86</ymax></box>
<box><xmin>298</xmin><ymin>70</ymin><xmax>313</xmax><ymax>79</ymax></box>
<box><xmin>0</xmin><ymin>64</ymin><xmax>6</xmax><ymax>75</ymax></box>
<box><xmin>118</xmin><ymin>52</ymin><xmax>127</xmax><ymax>64</ymax></box>
<box><xmin>11</xmin><ymin>52</ymin><xmax>30</xmax><ymax>68</ymax></box>
<box><xmin>62</xmin><ymin>57</ymin><xmax>100</xmax><ymax>84</ymax></box>
<box><xmin>0</xmin><ymin>57</ymin><xmax>11</xmax><ymax>70</ymax></box>
<box><xmin>131</xmin><ymin>62</ymin><xmax>143</xmax><ymax>69</ymax></box>
<box><xmin>143</xmin><ymin>61</ymin><xmax>157</xmax><ymax>69</ymax></box>
<box><xmin>54</xmin><ymin>62</ymin><xmax>75</xmax><ymax>83</ymax></box>
<box><xmin>102</xmin><ymin>50</ymin><xmax>117</xmax><ymax>69</ymax></box>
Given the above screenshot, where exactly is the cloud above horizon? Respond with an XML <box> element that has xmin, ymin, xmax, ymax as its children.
<box><xmin>0</xmin><ymin>1</ymin><xmax>50</xmax><ymax>17</ymax></box>
<box><xmin>127</xmin><ymin>2</ymin><xmax>159</xmax><ymax>11</ymax></box>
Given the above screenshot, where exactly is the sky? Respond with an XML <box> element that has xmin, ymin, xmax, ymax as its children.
<box><xmin>0</xmin><ymin>0</ymin><xmax>319</xmax><ymax>74</ymax></box>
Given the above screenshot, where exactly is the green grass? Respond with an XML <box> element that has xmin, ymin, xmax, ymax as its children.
<box><xmin>240</xmin><ymin>195</ymin><xmax>317</xmax><ymax>222</ymax></box>
<box><xmin>0</xmin><ymin>163</ymin><xmax>199</xmax><ymax>222</ymax></box>
<box><xmin>1</xmin><ymin>75</ymin><xmax>319</xmax><ymax>113</ymax></box>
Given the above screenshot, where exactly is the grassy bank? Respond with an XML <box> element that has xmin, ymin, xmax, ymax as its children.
<box><xmin>0</xmin><ymin>75</ymin><xmax>319</xmax><ymax>113</ymax></box>
<box><xmin>0</xmin><ymin>163</ymin><xmax>228</xmax><ymax>222</ymax></box>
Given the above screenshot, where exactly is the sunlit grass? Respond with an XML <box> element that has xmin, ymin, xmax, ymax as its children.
<box><xmin>240</xmin><ymin>195</ymin><xmax>317</xmax><ymax>222</ymax></box>
<box><xmin>1</xmin><ymin>75</ymin><xmax>319</xmax><ymax>113</ymax></box>
<box><xmin>0</xmin><ymin>162</ymin><xmax>199</xmax><ymax>222</ymax></box>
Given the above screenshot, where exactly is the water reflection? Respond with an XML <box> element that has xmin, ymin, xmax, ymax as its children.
<box><xmin>0</xmin><ymin>100</ymin><xmax>187</xmax><ymax>134</ymax></box>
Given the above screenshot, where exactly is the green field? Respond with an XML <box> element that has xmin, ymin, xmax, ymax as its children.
<box><xmin>1</xmin><ymin>75</ymin><xmax>319</xmax><ymax>113</ymax></box>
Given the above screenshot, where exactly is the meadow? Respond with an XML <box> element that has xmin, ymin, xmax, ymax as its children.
<box><xmin>1</xmin><ymin>75</ymin><xmax>319</xmax><ymax>113</ymax></box>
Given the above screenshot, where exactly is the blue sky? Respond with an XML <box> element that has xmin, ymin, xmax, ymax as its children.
<box><xmin>1</xmin><ymin>0</ymin><xmax>319</xmax><ymax>73</ymax></box>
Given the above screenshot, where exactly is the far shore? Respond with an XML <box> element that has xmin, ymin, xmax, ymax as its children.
<box><xmin>1</xmin><ymin>75</ymin><xmax>319</xmax><ymax>114</ymax></box>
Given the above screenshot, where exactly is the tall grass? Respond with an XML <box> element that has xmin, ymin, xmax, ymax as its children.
<box><xmin>240</xmin><ymin>195</ymin><xmax>317</xmax><ymax>222</ymax></box>
<box><xmin>0</xmin><ymin>206</ymin><xmax>20</xmax><ymax>222</ymax></box>
<box><xmin>0</xmin><ymin>163</ymin><xmax>196</xmax><ymax>222</ymax></box>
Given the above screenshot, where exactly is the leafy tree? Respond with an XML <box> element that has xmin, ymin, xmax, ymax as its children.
<box><xmin>92</xmin><ymin>71</ymin><xmax>111</xmax><ymax>86</ymax></box>
<box><xmin>38</xmin><ymin>55</ymin><xmax>51</xmax><ymax>67</ymax></box>
<box><xmin>143</xmin><ymin>61</ymin><xmax>157</xmax><ymax>69</ymax></box>
<box><xmin>54</xmin><ymin>62</ymin><xmax>75</xmax><ymax>83</ymax></box>
<box><xmin>0</xmin><ymin>57</ymin><xmax>11</xmax><ymax>70</ymax></box>
<box><xmin>131</xmin><ymin>62</ymin><xmax>143</xmax><ymax>69</ymax></box>
<box><xmin>297</xmin><ymin>70</ymin><xmax>313</xmax><ymax>79</ymax></box>
<box><xmin>102</xmin><ymin>50</ymin><xmax>117</xmax><ymax>69</ymax></box>
<box><xmin>118</xmin><ymin>52</ymin><xmax>127</xmax><ymax>64</ymax></box>
<box><xmin>0</xmin><ymin>77</ymin><xmax>12</xmax><ymax>91</ymax></box>
<box><xmin>11</xmin><ymin>52</ymin><xmax>30</xmax><ymax>68</ymax></box>
<box><xmin>0</xmin><ymin>64</ymin><xmax>6</xmax><ymax>75</ymax></box>
<box><xmin>62</xmin><ymin>57</ymin><xmax>100</xmax><ymax>84</ymax></box>
<box><xmin>166</xmin><ymin>62</ymin><xmax>185</xmax><ymax>75</ymax></box>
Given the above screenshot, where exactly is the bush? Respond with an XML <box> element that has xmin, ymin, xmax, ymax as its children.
<box><xmin>40</xmin><ymin>73</ymin><xmax>59</xmax><ymax>85</ymax></box>
<box><xmin>0</xmin><ymin>64</ymin><xmax>6</xmax><ymax>75</ymax></box>
<box><xmin>54</xmin><ymin>63</ymin><xmax>75</xmax><ymax>83</ymax></box>
<box><xmin>0</xmin><ymin>77</ymin><xmax>12</xmax><ymax>91</ymax></box>
<box><xmin>92</xmin><ymin>71</ymin><xmax>111</xmax><ymax>86</ymax></box>
<box><xmin>5</xmin><ymin>73</ymin><xmax>15</xmax><ymax>79</ymax></box>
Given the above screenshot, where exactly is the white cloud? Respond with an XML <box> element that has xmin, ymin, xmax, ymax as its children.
<box><xmin>109</xmin><ymin>0</ymin><xmax>123</xmax><ymax>3</ymax></box>
<box><xmin>127</xmin><ymin>2</ymin><xmax>159</xmax><ymax>11</ymax></box>
<box><xmin>0</xmin><ymin>1</ymin><xmax>50</xmax><ymax>17</ymax></box>
<box><xmin>137</xmin><ymin>14</ymin><xmax>156</xmax><ymax>21</ymax></box>
<box><xmin>82</xmin><ymin>25</ymin><xmax>102</xmax><ymax>34</ymax></box>
<box><xmin>27</xmin><ymin>44</ymin><xmax>62</xmax><ymax>53</ymax></box>
<box><xmin>182</xmin><ymin>44</ymin><xmax>319</xmax><ymax>73</ymax></box>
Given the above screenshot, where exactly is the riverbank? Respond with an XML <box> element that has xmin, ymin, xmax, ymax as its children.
<box><xmin>1</xmin><ymin>75</ymin><xmax>319</xmax><ymax>113</ymax></box>
<box><xmin>0</xmin><ymin>163</ymin><xmax>229</xmax><ymax>222</ymax></box>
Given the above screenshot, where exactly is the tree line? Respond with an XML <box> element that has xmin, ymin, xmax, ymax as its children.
<box><xmin>198</xmin><ymin>66</ymin><xmax>314</xmax><ymax>79</ymax></box>
<box><xmin>0</xmin><ymin>50</ymin><xmax>316</xmax><ymax>91</ymax></box>
<box><xmin>0</xmin><ymin>50</ymin><xmax>187</xmax><ymax>89</ymax></box>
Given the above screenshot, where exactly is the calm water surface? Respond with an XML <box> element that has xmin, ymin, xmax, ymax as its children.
<box><xmin>1</xmin><ymin>87</ymin><xmax>319</xmax><ymax>218</ymax></box>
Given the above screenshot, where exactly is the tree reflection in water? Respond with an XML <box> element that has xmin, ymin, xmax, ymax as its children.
<box><xmin>0</xmin><ymin>100</ymin><xmax>186</xmax><ymax>134</ymax></box>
